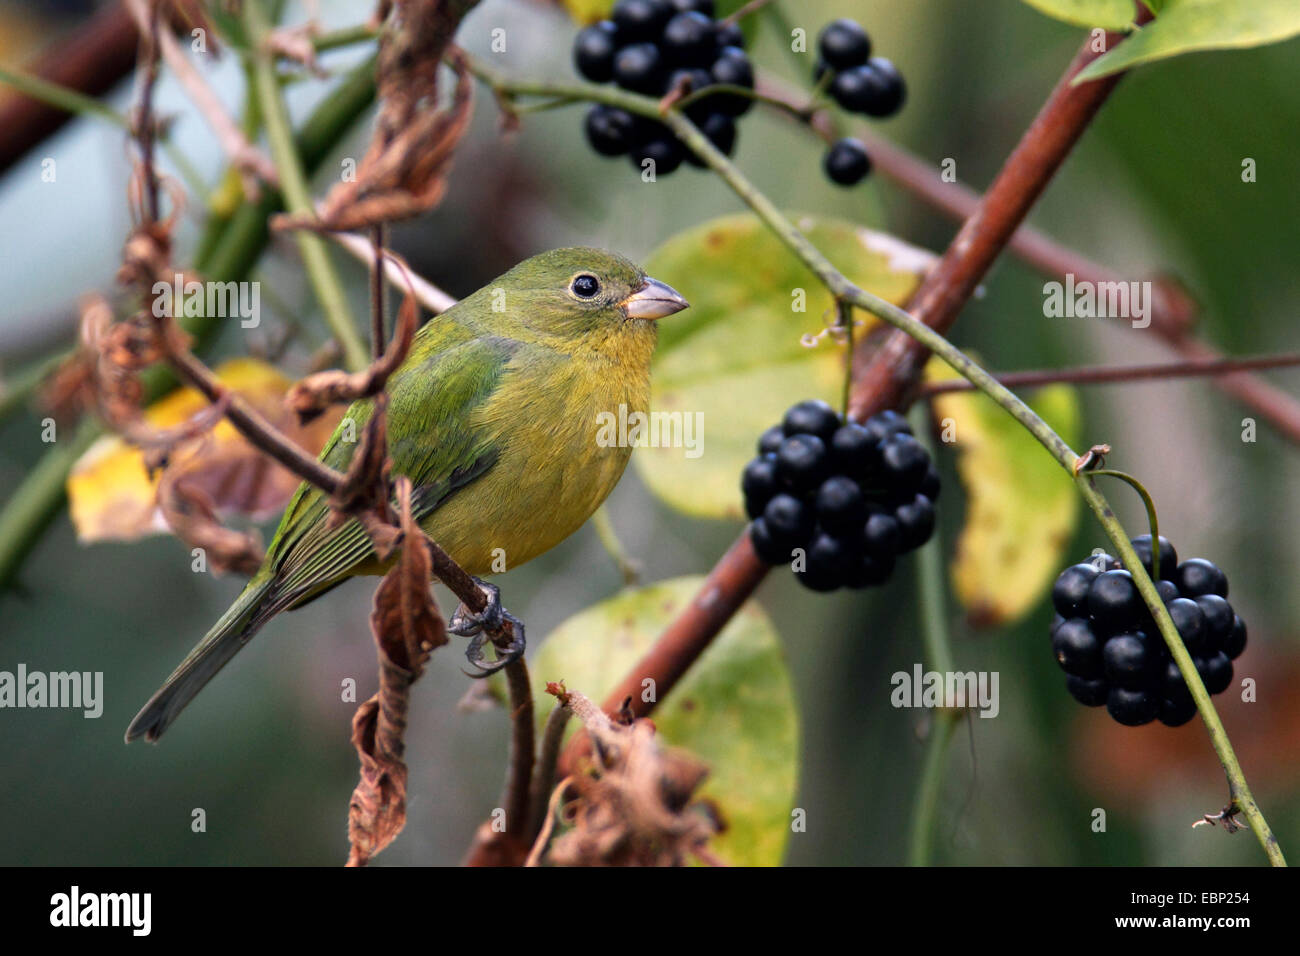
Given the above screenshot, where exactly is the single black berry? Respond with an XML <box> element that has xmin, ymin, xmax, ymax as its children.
<box><xmin>862</xmin><ymin>507</ymin><xmax>902</xmax><ymax>557</ymax></box>
<box><xmin>1103</xmin><ymin>632</ymin><xmax>1154</xmax><ymax>690</ymax></box>
<box><xmin>782</xmin><ymin>399</ymin><xmax>840</xmax><ymax>442</ymax></box>
<box><xmin>631</xmin><ymin>132</ymin><xmax>686</xmax><ymax>175</ymax></box>
<box><xmin>823</xmin><ymin>137</ymin><xmax>870</xmax><ymax>186</ymax></box>
<box><xmin>709</xmin><ymin>47</ymin><xmax>754</xmax><ymax>115</ymax></box>
<box><xmin>879</xmin><ymin>432</ymin><xmax>929</xmax><ymax>490</ymax></box>
<box><xmin>757</xmin><ymin>424</ymin><xmax>784</xmax><ymax>455</ymax></box>
<box><xmin>863</xmin><ymin>409</ymin><xmax>912</xmax><ymax>441</ymax></box>
<box><xmin>1053</xmin><ymin>619</ymin><xmax>1103</xmax><ymax>679</ymax></box>
<box><xmin>584</xmin><ymin>105</ymin><xmax>642</xmax><ymax>157</ymax></box>
<box><xmin>574</xmin><ymin>22</ymin><xmax>621</xmax><ymax>83</ymax></box>
<box><xmin>860</xmin><ymin>57</ymin><xmax>906</xmax><ymax>117</ymax></box>
<box><xmin>749</xmin><ymin>517</ymin><xmax>790</xmax><ymax>565</ymax></box>
<box><xmin>1067</xmin><ymin>675</ymin><xmax>1109</xmax><ymax>707</ymax></box>
<box><xmin>1159</xmin><ymin>694</ymin><xmax>1198</xmax><ymax>727</ymax></box>
<box><xmin>1224</xmin><ymin>615</ymin><xmax>1247</xmax><ymax>660</ymax></box>
<box><xmin>662</xmin><ymin>11</ymin><xmax>716</xmax><ymax>66</ymax></box>
<box><xmin>798</xmin><ymin>532</ymin><xmax>849</xmax><ymax>592</ymax></box>
<box><xmin>1107</xmin><ymin>687</ymin><xmax>1158</xmax><ymax>726</ymax></box>
<box><xmin>1165</xmin><ymin>597</ymin><xmax>1207</xmax><ymax>654</ymax></box>
<box><xmin>815</xmin><ymin>475</ymin><xmax>867</xmax><ymax>535</ymax></box>
<box><xmin>894</xmin><ymin>494</ymin><xmax>935</xmax><ymax>552</ymax></box>
<box><xmin>774</xmin><ymin>433</ymin><xmax>830</xmax><ymax>492</ymax></box>
<box><xmin>1197</xmin><ymin>652</ymin><xmax>1233</xmax><ymax>695</ymax></box>
<box><xmin>1052</xmin><ymin>563</ymin><xmax>1100</xmax><ymax>618</ymax></box>
<box><xmin>1176</xmin><ymin>558</ymin><xmax>1228</xmax><ymax>598</ymax></box>
<box><xmin>762</xmin><ymin>493</ymin><xmax>814</xmax><ymax>546</ymax></box>
<box><xmin>698</xmin><ymin>111</ymin><xmax>736</xmax><ymax>156</ymax></box>
<box><xmin>1194</xmin><ymin>594</ymin><xmax>1234</xmax><ymax>649</ymax></box>
<box><xmin>613</xmin><ymin>42</ymin><xmax>665</xmax><ymax>94</ymax></box>
<box><xmin>1129</xmin><ymin>534</ymin><xmax>1178</xmax><ymax>582</ymax></box>
<box><xmin>741</xmin><ymin>456</ymin><xmax>779</xmax><ymax>519</ymax></box>
<box><xmin>830</xmin><ymin>422</ymin><xmax>882</xmax><ymax>479</ymax></box>
<box><xmin>1087</xmin><ymin>570</ymin><xmax>1142</xmax><ymax>634</ymax></box>
<box><xmin>714</xmin><ymin>19</ymin><xmax>744</xmax><ymax>50</ymax></box>
<box><xmin>817</xmin><ymin>18</ymin><xmax>871</xmax><ymax>70</ymax></box>
<box><xmin>612</xmin><ymin>0</ymin><xmax>672</xmax><ymax>42</ymax></box>
<box><xmin>1155</xmin><ymin>579</ymin><xmax>1180</xmax><ymax>605</ymax></box>
<box><xmin>920</xmin><ymin>464</ymin><xmax>941</xmax><ymax>502</ymax></box>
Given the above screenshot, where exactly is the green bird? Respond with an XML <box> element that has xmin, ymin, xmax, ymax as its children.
<box><xmin>126</xmin><ymin>248</ymin><xmax>688</xmax><ymax>743</ymax></box>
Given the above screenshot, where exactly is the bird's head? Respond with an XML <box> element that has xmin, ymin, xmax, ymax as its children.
<box><xmin>478</xmin><ymin>247</ymin><xmax>689</xmax><ymax>353</ymax></box>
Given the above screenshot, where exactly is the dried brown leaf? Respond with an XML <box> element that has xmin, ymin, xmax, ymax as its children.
<box><xmin>346</xmin><ymin>477</ymin><xmax>447</xmax><ymax>866</ymax></box>
<box><xmin>156</xmin><ymin>471</ymin><xmax>264</xmax><ymax>576</ymax></box>
<box><xmin>532</xmin><ymin>688</ymin><xmax>720</xmax><ymax>867</ymax></box>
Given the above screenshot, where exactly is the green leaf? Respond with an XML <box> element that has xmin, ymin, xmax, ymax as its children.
<box><xmin>637</xmin><ymin>213</ymin><xmax>932</xmax><ymax>519</ymax></box>
<box><xmin>529</xmin><ymin>575</ymin><xmax>799</xmax><ymax>866</ymax></box>
<box><xmin>1019</xmin><ymin>0</ymin><xmax>1138</xmax><ymax>30</ymax></box>
<box><xmin>928</xmin><ymin>360</ymin><xmax>1083</xmax><ymax>628</ymax></box>
<box><xmin>1075</xmin><ymin>0</ymin><xmax>1300</xmax><ymax>83</ymax></box>
<box><xmin>558</xmin><ymin>0</ymin><xmax>614</xmax><ymax>24</ymax></box>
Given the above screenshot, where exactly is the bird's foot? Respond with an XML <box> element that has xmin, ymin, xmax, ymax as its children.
<box><xmin>449</xmin><ymin>579</ymin><xmax>526</xmax><ymax>677</ymax></box>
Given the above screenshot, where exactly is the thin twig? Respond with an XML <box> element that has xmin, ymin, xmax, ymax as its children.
<box><xmin>918</xmin><ymin>352</ymin><xmax>1300</xmax><ymax>395</ymax></box>
<box><xmin>124</xmin><ymin>0</ymin><xmax>279</xmax><ymax>193</ymax></box>
<box><xmin>331</xmin><ymin>231</ymin><xmax>458</xmax><ymax>313</ymax></box>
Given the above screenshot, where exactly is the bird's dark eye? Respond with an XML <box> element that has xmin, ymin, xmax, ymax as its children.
<box><xmin>571</xmin><ymin>274</ymin><xmax>600</xmax><ymax>298</ymax></box>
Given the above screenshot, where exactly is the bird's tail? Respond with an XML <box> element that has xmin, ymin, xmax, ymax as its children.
<box><xmin>125</xmin><ymin>574</ymin><xmax>280</xmax><ymax>743</ymax></box>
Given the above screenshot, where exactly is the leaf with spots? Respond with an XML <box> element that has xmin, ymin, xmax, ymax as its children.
<box><xmin>636</xmin><ymin>212</ymin><xmax>932</xmax><ymax>520</ymax></box>
<box><xmin>529</xmin><ymin>575</ymin><xmax>798</xmax><ymax>866</ymax></box>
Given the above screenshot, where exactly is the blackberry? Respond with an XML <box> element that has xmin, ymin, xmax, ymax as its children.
<box><xmin>743</xmin><ymin>403</ymin><xmax>939</xmax><ymax>592</ymax></box>
<box><xmin>823</xmin><ymin>137</ymin><xmax>871</xmax><ymax>186</ymax></box>
<box><xmin>574</xmin><ymin>3</ymin><xmax>755</xmax><ymax>176</ymax></box>
<box><xmin>817</xmin><ymin>19</ymin><xmax>871</xmax><ymax>70</ymax></box>
<box><xmin>1050</xmin><ymin>537</ymin><xmax>1246</xmax><ymax>727</ymax></box>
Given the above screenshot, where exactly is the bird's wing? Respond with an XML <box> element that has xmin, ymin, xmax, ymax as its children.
<box><xmin>262</xmin><ymin>331</ymin><xmax>520</xmax><ymax>605</ymax></box>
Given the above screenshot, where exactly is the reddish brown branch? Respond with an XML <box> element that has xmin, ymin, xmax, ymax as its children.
<box><xmin>0</xmin><ymin>1</ymin><xmax>140</xmax><ymax>174</ymax></box>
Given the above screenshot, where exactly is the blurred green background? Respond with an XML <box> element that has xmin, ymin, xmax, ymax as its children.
<box><xmin>1</xmin><ymin>0</ymin><xmax>1297</xmax><ymax>865</ymax></box>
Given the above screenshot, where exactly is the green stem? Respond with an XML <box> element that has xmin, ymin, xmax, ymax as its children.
<box><xmin>1089</xmin><ymin>468</ymin><xmax>1161</xmax><ymax>578</ymax></box>
<box><xmin>0</xmin><ymin>419</ymin><xmax>100</xmax><ymax>588</ymax></box>
<box><xmin>906</xmin><ymin>402</ymin><xmax>960</xmax><ymax>865</ymax></box>
<box><xmin>244</xmin><ymin>0</ymin><xmax>369</xmax><ymax>373</ymax></box>
<box><xmin>463</xmin><ymin>56</ymin><xmax>1286</xmax><ymax>866</ymax></box>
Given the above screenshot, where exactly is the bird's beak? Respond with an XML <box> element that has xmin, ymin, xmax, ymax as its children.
<box><xmin>621</xmin><ymin>276</ymin><xmax>689</xmax><ymax>320</ymax></box>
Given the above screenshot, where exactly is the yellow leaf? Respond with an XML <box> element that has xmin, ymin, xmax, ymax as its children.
<box><xmin>929</xmin><ymin>358</ymin><xmax>1082</xmax><ymax>627</ymax></box>
<box><xmin>67</xmin><ymin>358</ymin><xmax>341</xmax><ymax>544</ymax></box>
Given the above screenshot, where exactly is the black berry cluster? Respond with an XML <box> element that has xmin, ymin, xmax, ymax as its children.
<box><xmin>574</xmin><ymin>0</ymin><xmax>753</xmax><ymax>176</ymax></box>
<box><xmin>1050</xmin><ymin>536</ymin><xmax>1246</xmax><ymax>728</ymax></box>
<box><xmin>812</xmin><ymin>19</ymin><xmax>906</xmax><ymax>187</ymax></box>
<box><xmin>743</xmin><ymin>400</ymin><xmax>940</xmax><ymax>592</ymax></box>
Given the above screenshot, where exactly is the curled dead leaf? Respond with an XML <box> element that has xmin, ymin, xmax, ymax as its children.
<box><xmin>346</xmin><ymin>477</ymin><xmax>447</xmax><ymax>867</ymax></box>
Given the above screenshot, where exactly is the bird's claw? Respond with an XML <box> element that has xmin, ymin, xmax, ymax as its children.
<box><xmin>449</xmin><ymin>579</ymin><xmax>526</xmax><ymax>678</ymax></box>
<box><xmin>448</xmin><ymin>580</ymin><xmax>503</xmax><ymax>637</ymax></box>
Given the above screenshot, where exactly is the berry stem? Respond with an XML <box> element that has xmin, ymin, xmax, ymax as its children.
<box><xmin>1088</xmin><ymin>469</ymin><xmax>1161</xmax><ymax>580</ymax></box>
